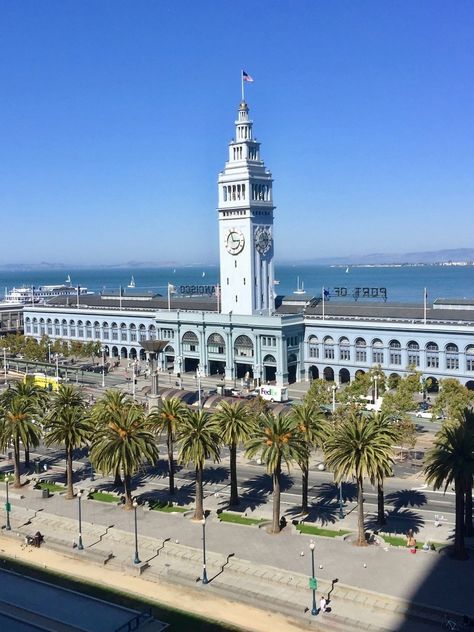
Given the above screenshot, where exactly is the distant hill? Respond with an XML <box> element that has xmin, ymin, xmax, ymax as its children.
<box><xmin>289</xmin><ymin>248</ymin><xmax>474</xmax><ymax>266</ymax></box>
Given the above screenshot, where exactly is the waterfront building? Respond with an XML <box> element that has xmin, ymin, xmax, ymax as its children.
<box><xmin>23</xmin><ymin>99</ymin><xmax>474</xmax><ymax>391</ymax></box>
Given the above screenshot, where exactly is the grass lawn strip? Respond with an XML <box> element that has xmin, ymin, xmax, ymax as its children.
<box><xmin>89</xmin><ymin>491</ymin><xmax>118</xmax><ymax>503</ymax></box>
<box><xmin>296</xmin><ymin>524</ymin><xmax>351</xmax><ymax>538</ymax></box>
<box><xmin>149</xmin><ymin>501</ymin><xmax>187</xmax><ymax>513</ymax></box>
<box><xmin>218</xmin><ymin>512</ymin><xmax>268</xmax><ymax>526</ymax></box>
<box><xmin>35</xmin><ymin>481</ymin><xmax>65</xmax><ymax>493</ymax></box>
<box><xmin>381</xmin><ymin>535</ymin><xmax>446</xmax><ymax>550</ymax></box>
<box><xmin>0</xmin><ymin>555</ymin><xmax>238</xmax><ymax>632</ymax></box>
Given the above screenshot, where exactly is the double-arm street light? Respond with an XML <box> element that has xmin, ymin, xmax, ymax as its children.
<box><xmin>101</xmin><ymin>346</ymin><xmax>106</xmax><ymax>388</ymax></box>
<box><xmin>4</xmin><ymin>473</ymin><xmax>12</xmax><ymax>531</ymax></box>
<box><xmin>196</xmin><ymin>365</ymin><xmax>204</xmax><ymax>410</ymax></box>
<box><xmin>201</xmin><ymin>516</ymin><xmax>208</xmax><ymax>584</ymax></box>
<box><xmin>3</xmin><ymin>347</ymin><xmax>9</xmax><ymax>386</ymax></box>
<box><xmin>77</xmin><ymin>490</ymin><xmax>84</xmax><ymax>550</ymax></box>
<box><xmin>309</xmin><ymin>540</ymin><xmax>317</xmax><ymax>616</ymax></box>
<box><xmin>331</xmin><ymin>383</ymin><xmax>337</xmax><ymax>413</ymax></box>
<box><xmin>133</xmin><ymin>500</ymin><xmax>141</xmax><ymax>565</ymax></box>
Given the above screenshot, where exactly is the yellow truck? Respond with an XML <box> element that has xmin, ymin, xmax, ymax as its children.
<box><xmin>24</xmin><ymin>373</ymin><xmax>62</xmax><ymax>392</ymax></box>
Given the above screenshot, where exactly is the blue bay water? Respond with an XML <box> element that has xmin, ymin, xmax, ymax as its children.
<box><xmin>0</xmin><ymin>264</ymin><xmax>473</xmax><ymax>303</ymax></box>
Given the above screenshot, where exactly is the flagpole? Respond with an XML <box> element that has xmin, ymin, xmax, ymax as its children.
<box><xmin>168</xmin><ymin>284</ymin><xmax>171</xmax><ymax>311</ymax></box>
<box><xmin>119</xmin><ymin>285</ymin><xmax>122</xmax><ymax>311</ymax></box>
<box><xmin>322</xmin><ymin>287</ymin><xmax>325</xmax><ymax>321</ymax></box>
<box><xmin>241</xmin><ymin>69</ymin><xmax>244</xmax><ymax>101</ymax></box>
<box><xmin>423</xmin><ymin>287</ymin><xmax>427</xmax><ymax>324</ymax></box>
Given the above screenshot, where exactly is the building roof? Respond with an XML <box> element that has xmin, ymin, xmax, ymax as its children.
<box><xmin>46</xmin><ymin>294</ymin><xmax>219</xmax><ymax>313</ymax></box>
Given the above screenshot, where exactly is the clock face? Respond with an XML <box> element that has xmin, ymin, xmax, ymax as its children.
<box><xmin>255</xmin><ymin>227</ymin><xmax>272</xmax><ymax>255</ymax></box>
<box><xmin>225</xmin><ymin>229</ymin><xmax>245</xmax><ymax>255</ymax></box>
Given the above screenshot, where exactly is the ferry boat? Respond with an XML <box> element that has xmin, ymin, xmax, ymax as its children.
<box><xmin>293</xmin><ymin>276</ymin><xmax>306</xmax><ymax>295</ymax></box>
<box><xmin>2</xmin><ymin>283</ymin><xmax>90</xmax><ymax>305</ymax></box>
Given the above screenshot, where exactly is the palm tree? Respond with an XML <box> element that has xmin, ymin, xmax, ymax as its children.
<box><xmin>246</xmin><ymin>412</ymin><xmax>308</xmax><ymax>534</ymax></box>
<box><xmin>459</xmin><ymin>409</ymin><xmax>474</xmax><ymax>537</ymax></box>
<box><xmin>90</xmin><ymin>401</ymin><xmax>159</xmax><ymax>508</ymax></box>
<box><xmin>424</xmin><ymin>420</ymin><xmax>474</xmax><ymax>560</ymax></box>
<box><xmin>2</xmin><ymin>380</ymin><xmax>49</xmax><ymax>469</ymax></box>
<box><xmin>177</xmin><ymin>409</ymin><xmax>221</xmax><ymax>520</ymax></box>
<box><xmin>213</xmin><ymin>401</ymin><xmax>254</xmax><ymax>506</ymax></box>
<box><xmin>372</xmin><ymin>412</ymin><xmax>399</xmax><ymax>525</ymax></box>
<box><xmin>91</xmin><ymin>390</ymin><xmax>133</xmax><ymax>486</ymax></box>
<box><xmin>290</xmin><ymin>401</ymin><xmax>328</xmax><ymax>514</ymax></box>
<box><xmin>44</xmin><ymin>385</ymin><xmax>92</xmax><ymax>499</ymax></box>
<box><xmin>148</xmin><ymin>397</ymin><xmax>187</xmax><ymax>499</ymax></box>
<box><xmin>0</xmin><ymin>389</ymin><xmax>43</xmax><ymax>487</ymax></box>
<box><xmin>324</xmin><ymin>411</ymin><xmax>395</xmax><ymax>546</ymax></box>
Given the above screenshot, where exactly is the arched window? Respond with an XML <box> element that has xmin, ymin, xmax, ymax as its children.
<box><xmin>111</xmin><ymin>322</ymin><xmax>118</xmax><ymax>341</ymax></box>
<box><xmin>446</xmin><ymin>343</ymin><xmax>459</xmax><ymax>370</ymax></box>
<box><xmin>323</xmin><ymin>336</ymin><xmax>335</xmax><ymax>360</ymax></box>
<box><xmin>32</xmin><ymin>317</ymin><xmax>38</xmax><ymax>334</ymax></box>
<box><xmin>234</xmin><ymin>334</ymin><xmax>254</xmax><ymax>358</ymax></box>
<box><xmin>39</xmin><ymin>318</ymin><xmax>46</xmax><ymax>335</ymax></box>
<box><xmin>182</xmin><ymin>330</ymin><xmax>199</xmax><ymax>352</ymax></box>
<box><xmin>77</xmin><ymin>320</ymin><xmax>84</xmax><ymax>338</ymax></box>
<box><xmin>62</xmin><ymin>319</ymin><xmax>68</xmax><ymax>336</ymax></box>
<box><xmin>120</xmin><ymin>323</ymin><xmax>127</xmax><ymax>342</ymax></box>
<box><xmin>307</xmin><ymin>335</ymin><xmax>319</xmax><ymax>359</ymax></box>
<box><xmin>69</xmin><ymin>319</ymin><xmax>76</xmax><ymax>337</ymax></box>
<box><xmin>425</xmin><ymin>341</ymin><xmax>439</xmax><ymax>369</ymax></box>
<box><xmin>466</xmin><ymin>345</ymin><xmax>474</xmax><ymax>372</ymax></box>
<box><xmin>372</xmin><ymin>338</ymin><xmax>384</xmax><ymax>364</ymax></box>
<box><xmin>129</xmin><ymin>323</ymin><xmax>137</xmax><ymax>342</ymax></box>
<box><xmin>207</xmin><ymin>333</ymin><xmax>225</xmax><ymax>355</ymax></box>
<box><xmin>263</xmin><ymin>354</ymin><xmax>276</xmax><ymax>364</ymax></box>
<box><xmin>339</xmin><ymin>337</ymin><xmax>350</xmax><ymax>361</ymax></box>
<box><xmin>406</xmin><ymin>340</ymin><xmax>420</xmax><ymax>367</ymax></box>
<box><xmin>148</xmin><ymin>325</ymin><xmax>156</xmax><ymax>340</ymax></box>
<box><xmin>389</xmin><ymin>340</ymin><xmax>401</xmax><ymax>365</ymax></box>
<box><xmin>355</xmin><ymin>338</ymin><xmax>367</xmax><ymax>363</ymax></box>
<box><xmin>94</xmin><ymin>321</ymin><xmax>100</xmax><ymax>338</ymax></box>
<box><xmin>102</xmin><ymin>322</ymin><xmax>109</xmax><ymax>340</ymax></box>
<box><xmin>139</xmin><ymin>324</ymin><xmax>147</xmax><ymax>341</ymax></box>
<box><xmin>25</xmin><ymin>316</ymin><xmax>31</xmax><ymax>334</ymax></box>
<box><xmin>85</xmin><ymin>320</ymin><xmax>92</xmax><ymax>339</ymax></box>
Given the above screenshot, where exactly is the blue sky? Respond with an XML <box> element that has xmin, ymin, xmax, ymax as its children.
<box><xmin>1</xmin><ymin>1</ymin><xmax>473</xmax><ymax>265</ymax></box>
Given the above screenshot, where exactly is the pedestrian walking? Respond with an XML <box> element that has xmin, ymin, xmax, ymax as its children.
<box><xmin>319</xmin><ymin>596</ymin><xmax>327</xmax><ymax>613</ymax></box>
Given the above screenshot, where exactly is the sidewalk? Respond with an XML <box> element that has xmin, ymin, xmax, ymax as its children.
<box><xmin>2</xmin><ymin>480</ymin><xmax>473</xmax><ymax>631</ymax></box>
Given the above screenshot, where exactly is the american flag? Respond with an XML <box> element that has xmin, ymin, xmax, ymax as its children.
<box><xmin>242</xmin><ymin>70</ymin><xmax>254</xmax><ymax>82</ymax></box>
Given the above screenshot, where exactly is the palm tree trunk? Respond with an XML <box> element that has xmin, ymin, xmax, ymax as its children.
<box><xmin>123</xmin><ymin>472</ymin><xmax>133</xmax><ymax>509</ymax></box>
<box><xmin>194</xmin><ymin>465</ymin><xmax>204</xmax><ymax>520</ymax></box>
<box><xmin>114</xmin><ymin>467</ymin><xmax>123</xmax><ymax>487</ymax></box>
<box><xmin>229</xmin><ymin>443</ymin><xmax>239</xmax><ymax>507</ymax></box>
<box><xmin>465</xmin><ymin>476</ymin><xmax>473</xmax><ymax>538</ymax></box>
<box><xmin>301</xmin><ymin>459</ymin><xmax>309</xmax><ymax>515</ymax></box>
<box><xmin>167</xmin><ymin>429</ymin><xmax>175</xmax><ymax>499</ymax></box>
<box><xmin>271</xmin><ymin>459</ymin><xmax>282</xmax><ymax>534</ymax></box>
<box><xmin>13</xmin><ymin>436</ymin><xmax>21</xmax><ymax>488</ymax></box>
<box><xmin>454</xmin><ymin>481</ymin><xmax>468</xmax><ymax>560</ymax></box>
<box><xmin>65</xmin><ymin>446</ymin><xmax>74</xmax><ymax>499</ymax></box>
<box><xmin>377</xmin><ymin>480</ymin><xmax>386</xmax><ymax>525</ymax></box>
<box><xmin>357</xmin><ymin>476</ymin><xmax>366</xmax><ymax>546</ymax></box>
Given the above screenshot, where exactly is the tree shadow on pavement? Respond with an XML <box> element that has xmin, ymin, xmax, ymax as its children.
<box><xmin>203</xmin><ymin>466</ymin><xmax>229</xmax><ymax>485</ymax></box>
<box><xmin>385</xmin><ymin>489</ymin><xmax>428</xmax><ymax>511</ymax></box>
<box><xmin>313</xmin><ymin>481</ymin><xmax>357</xmax><ymax>505</ymax></box>
<box><xmin>365</xmin><ymin>508</ymin><xmax>425</xmax><ymax>536</ymax></box>
<box><xmin>285</xmin><ymin>502</ymin><xmax>340</xmax><ymax>527</ymax></box>
<box><xmin>149</xmin><ymin>458</ymin><xmax>183</xmax><ymax>479</ymax></box>
<box><xmin>241</xmin><ymin>472</ymin><xmax>294</xmax><ymax>496</ymax></box>
<box><xmin>235</xmin><ymin>488</ymin><xmax>269</xmax><ymax>512</ymax></box>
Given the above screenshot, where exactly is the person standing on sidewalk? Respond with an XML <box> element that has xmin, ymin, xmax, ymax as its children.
<box><xmin>319</xmin><ymin>596</ymin><xmax>327</xmax><ymax>613</ymax></box>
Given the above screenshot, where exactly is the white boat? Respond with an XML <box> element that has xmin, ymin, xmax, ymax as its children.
<box><xmin>293</xmin><ymin>276</ymin><xmax>306</xmax><ymax>295</ymax></box>
<box><xmin>128</xmin><ymin>276</ymin><xmax>136</xmax><ymax>288</ymax></box>
<box><xmin>345</xmin><ymin>266</ymin><xmax>350</xmax><ymax>273</ymax></box>
<box><xmin>2</xmin><ymin>284</ymin><xmax>90</xmax><ymax>305</ymax></box>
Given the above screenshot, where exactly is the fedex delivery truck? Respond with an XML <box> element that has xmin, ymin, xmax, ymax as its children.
<box><xmin>257</xmin><ymin>385</ymin><xmax>289</xmax><ymax>403</ymax></box>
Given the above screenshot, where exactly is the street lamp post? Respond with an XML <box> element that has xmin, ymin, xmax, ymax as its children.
<box><xmin>332</xmin><ymin>383</ymin><xmax>337</xmax><ymax>413</ymax></box>
<box><xmin>309</xmin><ymin>540</ymin><xmax>317</xmax><ymax>615</ymax></box>
<box><xmin>55</xmin><ymin>354</ymin><xmax>59</xmax><ymax>380</ymax></box>
<box><xmin>101</xmin><ymin>347</ymin><xmax>106</xmax><ymax>388</ymax></box>
<box><xmin>196</xmin><ymin>365</ymin><xmax>203</xmax><ymax>410</ymax></box>
<box><xmin>133</xmin><ymin>500</ymin><xmax>141</xmax><ymax>564</ymax></box>
<box><xmin>77</xmin><ymin>490</ymin><xmax>84</xmax><ymax>550</ymax></box>
<box><xmin>201</xmin><ymin>516</ymin><xmax>208</xmax><ymax>584</ymax></box>
<box><xmin>338</xmin><ymin>481</ymin><xmax>344</xmax><ymax>519</ymax></box>
<box><xmin>3</xmin><ymin>347</ymin><xmax>9</xmax><ymax>386</ymax></box>
<box><xmin>132</xmin><ymin>362</ymin><xmax>136</xmax><ymax>400</ymax></box>
<box><xmin>5</xmin><ymin>474</ymin><xmax>12</xmax><ymax>531</ymax></box>
<box><xmin>47</xmin><ymin>341</ymin><xmax>52</xmax><ymax>365</ymax></box>
<box><xmin>176</xmin><ymin>355</ymin><xmax>183</xmax><ymax>389</ymax></box>
<box><xmin>372</xmin><ymin>374</ymin><xmax>379</xmax><ymax>404</ymax></box>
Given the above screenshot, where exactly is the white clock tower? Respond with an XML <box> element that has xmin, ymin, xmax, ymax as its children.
<box><xmin>218</xmin><ymin>101</ymin><xmax>275</xmax><ymax>315</ymax></box>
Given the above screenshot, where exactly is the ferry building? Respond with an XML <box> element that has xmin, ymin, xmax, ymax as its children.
<box><xmin>23</xmin><ymin>99</ymin><xmax>474</xmax><ymax>391</ymax></box>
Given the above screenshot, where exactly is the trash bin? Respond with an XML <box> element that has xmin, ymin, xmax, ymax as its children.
<box><xmin>34</xmin><ymin>457</ymin><xmax>41</xmax><ymax>474</ymax></box>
